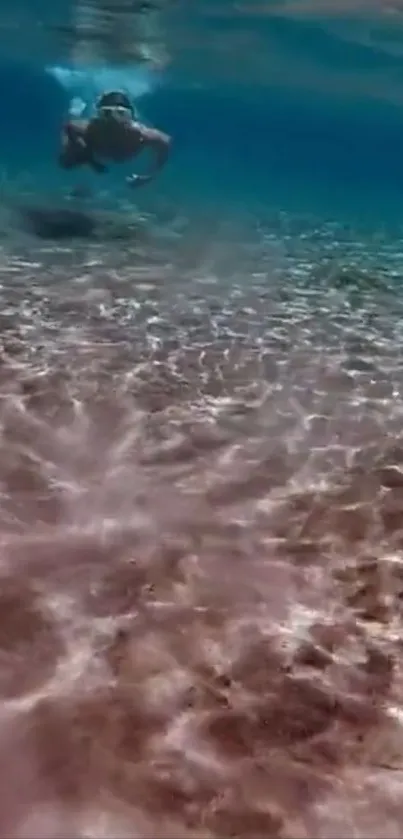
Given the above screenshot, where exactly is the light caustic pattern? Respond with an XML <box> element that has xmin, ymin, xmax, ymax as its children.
<box><xmin>0</xmin><ymin>214</ymin><xmax>403</xmax><ymax>837</ymax></box>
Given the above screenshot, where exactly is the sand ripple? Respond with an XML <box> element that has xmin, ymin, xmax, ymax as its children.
<box><xmin>0</xmin><ymin>213</ymin><xmax>401</xmax><ymax>836</ymax></box>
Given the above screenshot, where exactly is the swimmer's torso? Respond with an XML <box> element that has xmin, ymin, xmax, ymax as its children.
<box><xmin>60</xmin><ymin>105</ymin><xmax>171</xmax><ymax>184</ymax></box>
<box><xmin>81</xmin><ymin>117</ymin><xmax>144</xmax><ymax>162</ymax></box>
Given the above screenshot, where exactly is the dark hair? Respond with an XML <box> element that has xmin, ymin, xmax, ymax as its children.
<box><xmin>97</xmin><ymin>90</ymin><xmax>134</xmax><ymax>116</ymax></box>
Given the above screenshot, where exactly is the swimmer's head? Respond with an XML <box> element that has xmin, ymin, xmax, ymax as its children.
<box><xmin>96</xmin><ymin>90</ymin><xmax>135</xmax><ymax>122</ymax></box>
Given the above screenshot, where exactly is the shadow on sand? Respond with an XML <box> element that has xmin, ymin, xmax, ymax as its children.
<box><xmin>19</xmin><ymin>204</ymin><xmax>97</xmax><ymax>240</ymax></box>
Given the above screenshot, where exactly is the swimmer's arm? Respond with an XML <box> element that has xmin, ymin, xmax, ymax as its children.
<box><xmin>127</xmin><ymin>125</ymin><xmax>171</xmax><ymax>187</ymax></box>
<box><xmin>59</xmin><ymin>121</ymin><xmax>107</xmax><ymax>174</ymax></box>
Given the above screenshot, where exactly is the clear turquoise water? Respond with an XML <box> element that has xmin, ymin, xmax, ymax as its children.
<box><xmin>4</xmin><ymin>1</ymin><xmax>403</xmax><ymax>224</ymax></box>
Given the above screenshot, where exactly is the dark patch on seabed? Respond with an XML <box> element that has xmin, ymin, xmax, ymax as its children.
<box><xmin>0</xmin><ymin>208</ymin><xmax>402</xmax><ymax>836</ymax></box>
<box><xmin>19</xmin><ymin>205</ymin><xmax>97</xmax><ymax>239</ymax></box>
<box><xmin>11</xmin><ymin>199</ymin><xmax>150</xmax><ymax>242</ymax></box>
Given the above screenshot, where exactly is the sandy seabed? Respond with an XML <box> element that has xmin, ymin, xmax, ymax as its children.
<box><xmin>0</xmin><ymin>205</ymin><xmax>402</xmax><ymax>837</ymax></box>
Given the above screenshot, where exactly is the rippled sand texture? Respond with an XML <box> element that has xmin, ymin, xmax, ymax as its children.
<box><xmin>0</xmin><ymin>214</ymin><xmax>403</xmax><ymax>837</ymax></box>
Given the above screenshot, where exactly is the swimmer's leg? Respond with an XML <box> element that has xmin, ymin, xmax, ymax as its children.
<box><xmin>89</xmin><ymin>158</ymin><xmax>107</xmax><ymax>174</ymax></box>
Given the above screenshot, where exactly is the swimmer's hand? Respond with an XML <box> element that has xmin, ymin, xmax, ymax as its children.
<box><xmin>126</xmin><ymin>128</ymin><xmax>171</xmax><ymax>188</ymax></box>
<box><xmin>126</xmin><ymin>173</ymin><xmax>153</xmax><ymax>188</ymax></box>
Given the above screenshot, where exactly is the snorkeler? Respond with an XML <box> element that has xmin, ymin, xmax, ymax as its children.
<box><xmin>59</xmin><ymin>90</ymin><xmax>171</xmax><ymax>188</ymax></box>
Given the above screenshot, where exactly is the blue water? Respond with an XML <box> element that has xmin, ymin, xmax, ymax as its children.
<box><xmin>3</xmin><ymin>1</ymin><xmax>403</xmax><ymax>226</ymax></box>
